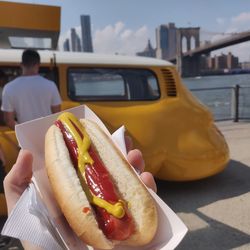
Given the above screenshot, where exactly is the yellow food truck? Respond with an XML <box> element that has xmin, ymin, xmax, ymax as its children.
<box><xmin>0</xmin><ymin>49</ymin><xmax>229</xmax><ymax>181</ymax></box>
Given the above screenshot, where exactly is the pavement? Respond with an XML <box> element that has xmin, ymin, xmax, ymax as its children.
<box><xmin>0</xmin><ymin>121</ymin><xmax>249</xmax><ymax>250</ymax></box>
<box><xmin>156</xmin><ymin>121</ymin><xmax>250</xmax><ymax>250</ymax></box>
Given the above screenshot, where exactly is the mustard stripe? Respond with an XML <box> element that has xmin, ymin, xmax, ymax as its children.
<box><xmin>57</xmin><ymin>112</ymin><xmax>125</xmax><ymax>218</ymax></box>
<box><xmin>58</xmin><ymin>112</ymin><xmax>93</xmax><ymax>171</ymax></box>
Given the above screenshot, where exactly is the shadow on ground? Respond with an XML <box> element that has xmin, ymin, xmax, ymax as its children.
<box><xmin>156</xmin><ymin>159</ymin><xmax>250</xmax><ymax>250</ymax></box>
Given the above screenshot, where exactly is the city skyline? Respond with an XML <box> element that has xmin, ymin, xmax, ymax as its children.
<box><xmin>64</xmin><ymin>17</ymin><xmax>243</xmax><ymax>75</ymax></box>
<box><xmin>2</xmin><ymin>0</ymin><xmax>250</xmax><ymax>61</ymax></box>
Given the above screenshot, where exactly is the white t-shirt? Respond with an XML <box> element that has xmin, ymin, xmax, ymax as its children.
<box><xmin>1</xmin><ymin>75</ymin><xmax>62</xmax><ymax>123</ymax></box>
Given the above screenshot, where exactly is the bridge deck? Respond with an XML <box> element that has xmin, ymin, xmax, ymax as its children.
<box><xmin>169</xmin><ymin>31</ymin><xmax>250</xmax><ymax>62</ymax></box>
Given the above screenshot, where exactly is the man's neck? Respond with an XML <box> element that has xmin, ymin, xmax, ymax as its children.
<box><xmin>21</xmin><ymin>64</ymin><xmax>39</xmax><ymax>76</ymax></box>
<box><xmin>22</xmin><ymin>70</ymin><xmax>38</xmax><ymax>76</ymax></box>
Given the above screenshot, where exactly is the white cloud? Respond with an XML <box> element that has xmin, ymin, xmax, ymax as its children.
<box><xmin>93</xmin><ymin>22</ymin><xmax>149</xmax><ymax>55</ymax></box>
<box><xmin>226</xmin><ymin>12</ymin><xmax>250</xmax><ymax>33</ymax></box>
<box><xmin>59</xmin><ymin>22</ymin><xmax>150</xmax><ymax>56</ymax></box>
<box><xmin>114</xmin><ymin>22</ymin><xmax>125</xmax><ymax>35</ymax></box>
<box><xmin>231</xmin><ymin>12</ymin><xmax>250</xmax><ymax>25</ymax></box>
<box><xmin>216</xmin><ymin>17</ymin><xmax>226</xmax><ymax>26</ymax></box>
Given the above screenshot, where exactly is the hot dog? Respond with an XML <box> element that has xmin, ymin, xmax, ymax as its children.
<box><xmin>45</xmin><ymin>112</ymin><xmax>158</xmax><ymax>249</ymax></box>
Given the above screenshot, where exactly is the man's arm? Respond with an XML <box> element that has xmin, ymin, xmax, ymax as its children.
<box><xmin>51</xmin><ymin>104</ymin><xmax>61</xmax><ymax>114</ymax></box>
<box><xmin>3</xmin><ymin>111</ymin><xmax>16</xmax><ymax>130</ymax></box>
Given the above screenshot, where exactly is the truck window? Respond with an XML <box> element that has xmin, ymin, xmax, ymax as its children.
<box><xmin>68</xmin><ymin>68</ymin><xmax>160</xmax><ymax>101</ymax></box>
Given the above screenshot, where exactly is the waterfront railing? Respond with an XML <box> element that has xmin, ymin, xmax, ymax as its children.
<box><xmin>190</xmin><ymin>85</ymin><xmax>250</xmax><ymax>122</ymax></box>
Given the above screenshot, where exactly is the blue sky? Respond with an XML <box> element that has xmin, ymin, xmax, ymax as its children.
<box><xmin>3</xmin><ymin>0</ymin><xmax>250</xmax><ymax>61</ymax></box>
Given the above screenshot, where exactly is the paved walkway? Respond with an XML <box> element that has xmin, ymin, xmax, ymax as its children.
<box><xmin>157</xmin><ymin>121</ymin><xmax>250</xmax><ymax>250</ymax></box>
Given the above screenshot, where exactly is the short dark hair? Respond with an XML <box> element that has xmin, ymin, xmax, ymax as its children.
<box><xmin>22</xmin><ymin>49</ymin><xmax>40</xmax><ymax>67</ymax></box>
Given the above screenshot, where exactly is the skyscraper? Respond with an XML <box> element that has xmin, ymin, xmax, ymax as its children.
<box><xmin>71</xmin><ymin>28</ymin><xmax>81</xmax><ymax>52</ymax></box>
<box><xmin>63</xmin><ymin>38</ymin><xmax>70</xmax><ymax>51</ymax></box>
<box><xmin>156</xmin><ymin>25</ymin><xmax>168</xmax><ymax>60</ymax></box>
<box><xmin>167</xmin><ymin>23</ymin><xmax>177</xmax><ymax>59</ymax></box>
<box><xmin>156</xmin><ymin>23</ymin><xmax>177</xmax><ymax>60</ymax></box>
<box><xmin>80</xmin><ymin>15</ymin><xmax>93</xmax><ymax>52</ymax></box>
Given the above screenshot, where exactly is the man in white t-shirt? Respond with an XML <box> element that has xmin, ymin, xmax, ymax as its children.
<box><xmin>1</xmin><ymin>49</ymin><xmax>61</xmax><ymax>130</ymax></box>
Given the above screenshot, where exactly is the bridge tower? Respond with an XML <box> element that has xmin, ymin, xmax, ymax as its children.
<box><xmin>176</xmin><ymin>27</ymin><xmax>200</xmax><ymax>77</ymax></box>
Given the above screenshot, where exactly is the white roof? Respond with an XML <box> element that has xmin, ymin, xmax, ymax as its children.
<box><xmin>0</xmin><ymin>49</ymin><xmax>173</xmax><ymax>67</ymax></box>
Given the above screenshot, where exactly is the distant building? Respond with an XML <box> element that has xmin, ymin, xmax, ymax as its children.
<box><xmin>71</xmin><ymin>28</ymin><xmax>81</xmax><ymax>52</ymax></box>
<box><xmin>136</xmin><ymin>39</ymin><xmax>156</xmax><ymax>58</ymax></box>
<box><xmin>200</xmin><ymin>55</ymin><xmax>208</xmax><ymax>70</ymax></box>
<box><xmin>156</xmin><ymin>24</ymin><xmax>168</xmax><ymax>60</ymax></box>
<box><xmin>63</xmin><ymin>38</ymin><xmax>70</xmax><ymax>51</ymax></box>
<box><xmin>207</xmin><ymin>56</ymin><xmax>215</xmax><ymax>69</ymax></box>
<box><xmin>156</xmin><ymin>22</ymin><xmax>177</xmax><ymax>60</ymax></box>
<box><xmin>204</xmin><ymin>52</ymin><xmax>239</xmax><ymax>71</ymax></box>
<box><xmin>241</xmin><ymin>61</ymin><xmax>250</xmax><ymax>69</ymax></box>
<box><xmin>167</xmin><ymin>23</ymin><xmax>177</xmax><ymax>58</ymax></box>
<box><xmin>214</xmin><ymin>53</ymin><xmax>239</xmax><ymax>70</ymax></box>
<box><xmin>80</xmin><ymin>15</ymin><xmax>93</xmax><ymax>52</ymax></box>
<box><xmin>227</xmin><ymin>52</ymin><xmax>239</xmax><ymax>69</ymax></box>
<box><xmin>215</xmin><ymin>53</ymin><xmax>227</xmax><ymax>70</ymax></box>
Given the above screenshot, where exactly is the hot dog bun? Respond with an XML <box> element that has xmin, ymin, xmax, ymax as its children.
<box><xmin>45</xmin><ymin>118</ymin><xmax>158</xmax><ymax>249</ymax></box>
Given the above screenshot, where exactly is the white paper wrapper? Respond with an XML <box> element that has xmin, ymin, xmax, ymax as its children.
<box><xmin>1</xmin><ymin>105</ymin><xmax>187</xmax><ymax>250</ymax></box>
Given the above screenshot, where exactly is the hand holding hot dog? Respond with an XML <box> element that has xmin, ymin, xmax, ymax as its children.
<box><xmin>45</xmin><ymin>113</ymin><xmax>158</xmax><ymax>249</ymax></box>
<box><xmin>3</xmin><ymin>114</ymin><xmax>157</xmax><ymax>249</ymax></box>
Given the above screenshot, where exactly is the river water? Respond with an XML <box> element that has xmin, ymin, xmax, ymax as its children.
<box><xmin>183</xmin><ymin>74</ymin><xmax>250</xmax><ymax>121</ymax></box>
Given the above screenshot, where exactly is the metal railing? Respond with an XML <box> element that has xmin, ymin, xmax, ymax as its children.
<box><xmin>190</xmin><ymin>84</ymin><xmax>250</xmax><ymax>122</ymax></box>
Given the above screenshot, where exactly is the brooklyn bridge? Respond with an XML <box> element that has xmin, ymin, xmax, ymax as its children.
<box><xmin>168</xmin><ymin>29</ymin><xmax>250</xmax><ymax>77</ymax></box>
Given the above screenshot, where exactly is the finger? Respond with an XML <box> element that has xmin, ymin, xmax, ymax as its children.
<box><xmin>140</xmin><ymin>172</ymin><xmax>157</xmax><ymax>193</ymax></box>
<box><xmin>127</xmin><ymin>149</ymin><xmax>145</xmax><ymax>174</ymax></box>
<box><xmin>4</xmin><ymin>149</ymin><xmax>33</xmax><ymax>214</ymax></box>
<box><xmin>127</xmin><ymin>149</ymin><xmax>144</xmax><ymax>174</ymax></box>
<box><xmin>125</xmin><ymin>135</ymin><xmax>133</xmax><ymax>153</ymax></box>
